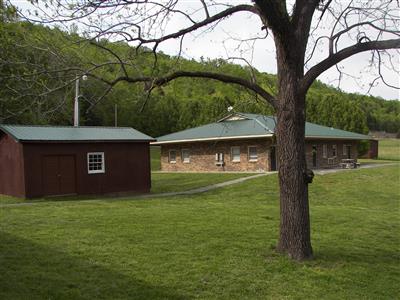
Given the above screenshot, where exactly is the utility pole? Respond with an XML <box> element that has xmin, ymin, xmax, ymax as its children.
<box><xmin>74</xmin><ymin>74</ymin><xmax>87</xmax><ymax>127</ymax></box>
<box><xmin>114</xmin><ymin>104</ymin><xmax>118</xmax><ymax>127</ymax></box>
<box><xmin>74</xmin><ymin>78</ymin><xmax>79</xmax><ymax>127</ymax></box>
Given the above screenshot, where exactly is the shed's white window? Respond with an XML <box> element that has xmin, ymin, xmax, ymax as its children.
<box><xmin>182</xmin><ymin>149</ymin><xmax>190</xmax><ymax>163</ymax></box>
<box><xmin>248</xmin><ymin>146</ymin><xmax>258</xmax><ymax>161</ymax></box>
<box><xmin>169</xmin><ymin>150</ymin><xmax>177</xmax><ymax>163</ymax></box>
<box><xmin>231</xmin><ymin>146</ymin><xmax>241</xmax><ymax>162</ymax></box>
<box><xmin>87</xmin><ymin>152</ymin><xmax>105</xmax><ymax>174</ymax></box>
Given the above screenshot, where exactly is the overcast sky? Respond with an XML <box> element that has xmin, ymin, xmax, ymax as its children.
<box><xmin>12</xmin><ymin>0</ymin><xmax>400</xmax><ymax>100</ymax></box>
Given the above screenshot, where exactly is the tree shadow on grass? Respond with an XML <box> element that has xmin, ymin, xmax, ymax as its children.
<box><xmin>0</xmin><ymin>231</ymin><xmax>187</xmax><ymax>300</ymax></box>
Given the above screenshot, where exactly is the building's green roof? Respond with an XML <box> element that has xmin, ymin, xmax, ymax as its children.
<box><xmin>154</xmin><ymin>112</ymin><xmax>370</xmax><ymax>144</ymax></box>
<box><xmin>0</xmin><ymin>124</ymin><xmax>154</xmax><ymax>142</ymax></box>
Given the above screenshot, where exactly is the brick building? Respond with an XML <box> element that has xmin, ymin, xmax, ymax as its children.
<box><xmin>153</xmin><ymin>113</ymin><xmax>372</xmax><ymax>172</ymax></box>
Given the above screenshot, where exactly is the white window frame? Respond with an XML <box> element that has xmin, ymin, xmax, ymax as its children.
<box><xmin>169</xmin><ymin>150</ymin><xmax>177</xmax><ymax>163</ymax></box>
<box><xmin>215</xmin><ymin>152</ymin><xmax>224</xmax><ymax>166</ymax></box>
<box><xmin>248</xmin><ymin>146</ymin><xmax>258</xmax><ymax>162</ymax></box>
<box><xmin>181</xmin><ymin>149</ymin><xmax>190</xmax><ymax>163</ymax></box>
<box><xmin>322</xmin><ymin>144</ymin><xmax>328</xmax><ymax>158</ymax></box>
<box><xmin>87</xmin><ymin>152</ymin><xmax>105</xmax><ymax>174</ymax></box>
<box><xmin>231</xmin><ymin>146</ymin><xmax>241</xmax><ymax>162</ymax></box>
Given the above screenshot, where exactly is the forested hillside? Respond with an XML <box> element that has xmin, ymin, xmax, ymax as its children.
<box><xmin>1</xmin><ymin>20</ymin><xmax>399</xmax><ymax>138</ymax></box>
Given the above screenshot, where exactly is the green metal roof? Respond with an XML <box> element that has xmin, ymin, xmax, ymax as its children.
<box><xmin>154</xmin><ymin>112</ymin><xmax>370</xmax><ymax>144</ymax></box>
<box><xmin>0</xmin><ymin>124</ymin><xmax>154</xmax><ymax>142</ymax></box>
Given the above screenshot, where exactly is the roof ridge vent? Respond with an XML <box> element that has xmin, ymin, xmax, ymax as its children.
<box><xmin>217</xmin><ymin>112</ymin><xmax>250</xmax><ymax>122</ymax></box>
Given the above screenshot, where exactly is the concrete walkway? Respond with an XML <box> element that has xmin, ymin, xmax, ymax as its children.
<box><xmin>1</xmin><ymin>163</ymin><xmax>396</xmax><ymax>208</ymax></box>
<box><xmin>314</xmin><ymin>162</ymin><xmax>398</xmax><ymax>175</ymax></box>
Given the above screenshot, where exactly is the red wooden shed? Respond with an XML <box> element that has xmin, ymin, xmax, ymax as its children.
<box><xmin>0</xmin><ymin>125</ymin><xmax>154</xmax><ymax>198</ymax></box>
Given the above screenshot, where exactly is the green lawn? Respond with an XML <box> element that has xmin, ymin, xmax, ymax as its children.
<box><xmin>151</xmin><ymin>172</ymin><xmax>253</xmax><ymax>194</ymax></box>
<box><xmin>0</xmin><ymin>194</ymin><xmax>26</xmax><ymax>205</ymax></box>
<box><xmin>151</xmin><ymin>146</ymin><xmax>161</xmax><ymax>171</ymax></box>
<box><xmin>0</xmin><ymin>173</ymin><xmax>252</xmax><ymax>205</ymax></box>
<box><xmin>378</xmin><ymin>138</ymin><xmax>400</xmax><ymax>161</ymax></box>
<box><xmin>1</xmin><ymin>165</ymin><xmax>399</xmax><ymax>299</ymax></box>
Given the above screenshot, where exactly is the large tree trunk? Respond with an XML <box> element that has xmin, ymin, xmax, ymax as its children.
<box><xmin>275</xmin><ymin>88</ymin><xmax>313</xmax><ymax>260</ymax></box>
<box><xmin>275</xmin><ymin>40</ymin><xmax>313</xmax><ymax>260</ymax></box>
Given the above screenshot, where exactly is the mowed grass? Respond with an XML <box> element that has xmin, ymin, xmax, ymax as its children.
<box><xmin>0</xmin><ymin>194</ymin><xmax>26</xmax><ymax>205</ymax></box>
<box><xmin>1</xmin><ymin>165</ymin><xmax>399</xmax><ymax>299</ymax></box>
<box><xmin>378</xmin><ymin>138</ymin><xmax>400</xmax><ymax>161</ymax></box>
<box><xmin>151</xmin><ymin>172</ymin><xmax>253</xmax><ymax>194</ymax></box>
<box><xmin>151</xmin><ymin>146</ymin><xmax>161</xmax><ymax>171</ymax></box>
<box><xmin>0</xmin><ymin>173</ymin><xmax>252</xmax><ymax>205</ymax></box>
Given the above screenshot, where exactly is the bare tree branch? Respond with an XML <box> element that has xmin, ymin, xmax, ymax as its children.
<box><xmin>108</xmin><ymin>70</ymin><xmax>277</xmax><ymax>108</ymax></box>
<box><xmin>302</xmin><ymin>38</ymin><xmax>400</xmax><ymax>92</ymax></box>
<box><xmin>200</xmin><ymin>0</ymin><xmax>210</xmax><ymax>18</ymax></box>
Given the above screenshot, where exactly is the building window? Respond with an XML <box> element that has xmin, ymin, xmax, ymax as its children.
<box><xmin>181</xmin><ymin>149</ymin><xmax>190</xmax><ymax>163</ymax></box>
<box><xmin>344</xmin><ymin>144</ymin><xmax>352</xmax><ymax>159</ymax></box>
<box><xmin>312</xmin><ymin>145</ymin><xmax>317</xmax><ymax>168</ymax></box>
<box><xmin>169</xmin><ymin>150</ymin><xmax>177</xmax><ymax>163</ymax></box>
<box><xmin>231</xmin><ymin>146</ymin><xmax>241</xmax><ymax>162</ymax></box>
<box><xmin>215</xmin><ymin>152</ymin><xmax>224</xmax><ymax>166</ymax></box>
<box><xmin>87</xmin><ymin>152</ymin><xmax>105</xmax><ymax>174</ymax></box>
<box><xmin>332</xmin><ymin>144</ymin><xmax>337</xmax><ymax>157</ymax></box>
<box><xmin>248</xmin><ymin>146</ymin><xmax>258</xmax><ymax>161</ymax></box>
<box><xmin>323</xmin><ymin>144</ymin><xmax>328</xmax><ymax>158</ymax></box>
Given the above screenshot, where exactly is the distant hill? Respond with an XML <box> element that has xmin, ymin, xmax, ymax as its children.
<box><xmin>1</xmin><ymin>21</ymin><xmax>399</xmax><ymax>138</ymax></box>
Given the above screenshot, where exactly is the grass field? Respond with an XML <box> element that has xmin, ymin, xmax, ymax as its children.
<box><xmin>0</xmin><ymin>172</ymin><xmax>252</xmax><ymax>205</ymax></box>
<box><xmin>1</xmin><ymin>165</ymin><xmax>399</xmax><ymax>299</ymax></box>
<box><xmin>151</xmin><ymin>146</ymin><xmax>161</xmax><ymax>171</ymax></box>
<box><xmin>151</xmin><ymin>172</ymin><xmax>253</xmax><ymax>194</ymax></box>
<box><xmin>378</xmin><ymin>138</ymin><xmax>400</xmax><ymax>161</ymax></box>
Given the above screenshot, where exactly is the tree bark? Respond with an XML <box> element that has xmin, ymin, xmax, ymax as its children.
<box><xmin>275</xmin><ymin>38</ymin><xmax>313</xmax><ymax>260</ymax></box>
<box><xmin>275</xmin><ymin>89</ymin><xmax>313</xmax><ymax>260</ymax></box>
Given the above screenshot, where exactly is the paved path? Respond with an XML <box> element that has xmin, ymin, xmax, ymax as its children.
<box><xmin>314</xmin><ymin>162</ymin><xmax>398</xmax><ymax>175</ymax></box>
<box><xmin>1</xmin><ymin>163</ymin><xmax>396</xmax><ymax>208</ymax></box>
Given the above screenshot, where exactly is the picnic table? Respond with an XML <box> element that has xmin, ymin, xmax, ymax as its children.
<box><xmin>340</xmin><ymin>159</ymin><xmax>359</xmax><ymax>169</ymax></box>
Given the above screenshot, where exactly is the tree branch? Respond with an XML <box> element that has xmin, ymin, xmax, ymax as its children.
<box><xmin>89</xmin><ymin>41</ymin><xmax>129</xmax><ymax>78</ymax></box>
<box><xmin>302</xmin><ymin>38</ymin><xmax>400</xmax><ymax>93</ymax></box>
<box><xmin>292</xmin><ymin>0</ymin><xmax>320</xmax><ymax>29</ymax></box>
<box><xmin>126</xmin><ymin>4</ymin><xmax>260</xmax><ymax>46</ymax></box>
<box><xmin>253</xmin><ymin>0</ymin><xmax>290</xmax><ymax>36</ymax></box>
<box><xmin>291</xmin><ymin>0</ymin><xmax>320</xmax><ymax>50</ymax></box>
<box><xmin>200</xmin><ymin>0</ymin><xmax>210</xmax><ymax>18</ymax></box>
<box><xmin>110</xmin><ymin>71</ymin><xmax>277</xmax><ymax>108</ymax></box>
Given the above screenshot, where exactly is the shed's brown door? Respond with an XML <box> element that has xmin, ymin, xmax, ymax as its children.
<box><xmin>43</xmin><ymin>155</ymin><xmax>76</xmax><ymax>196</ymax></box>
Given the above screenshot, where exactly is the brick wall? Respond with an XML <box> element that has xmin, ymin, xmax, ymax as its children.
<box><xmin>305</xmin><ymin>140</ymin><xmax>359</xmax><ymax>169</ymax></box>
<box><xmin>160</xmin><ymin>138</ymin><xmax>359</xmax><ymax>172</ymax></box>
<box><xmin>160</xmin><ymin>139</ymin><xmax>272</xmax><ymax>172</ymax></box>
